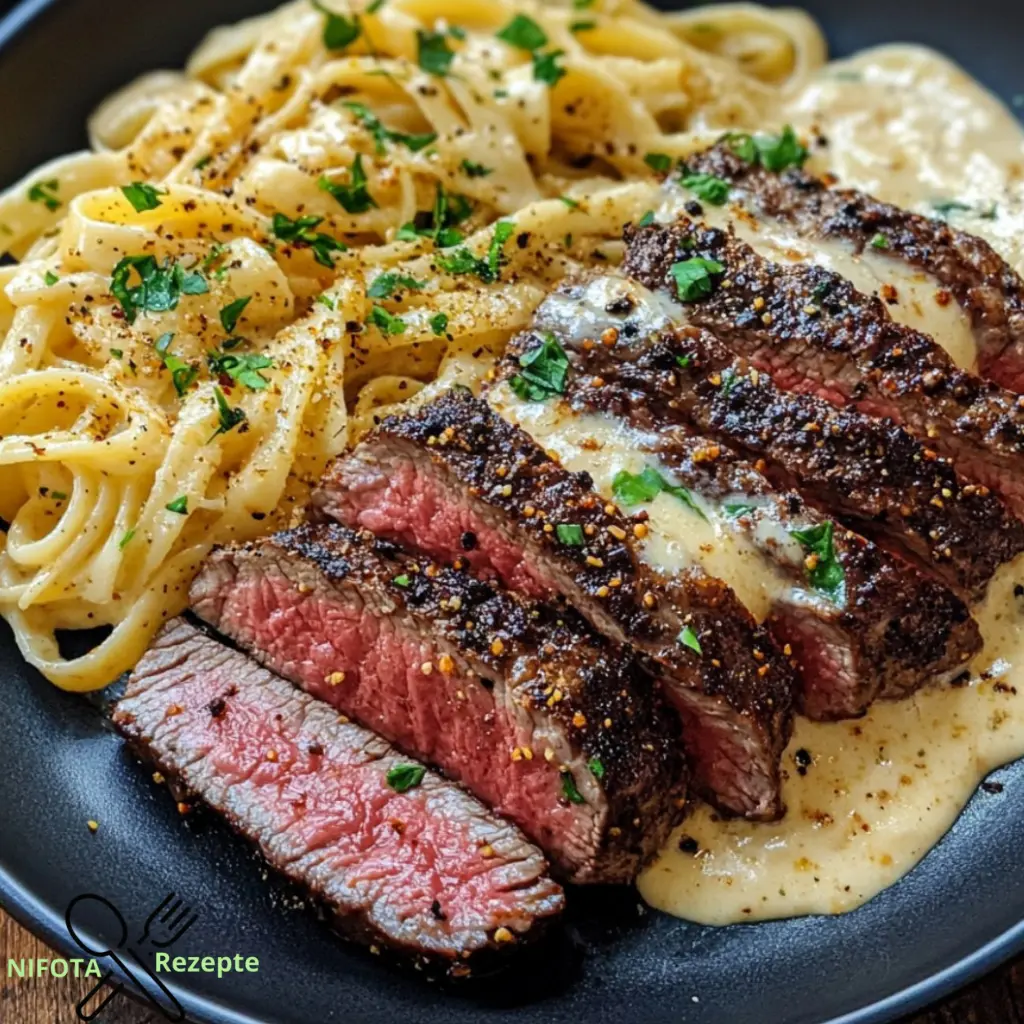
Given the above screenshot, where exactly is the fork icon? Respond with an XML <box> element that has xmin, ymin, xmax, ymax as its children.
<box><xmin>138</xmin><ymin>893</ymin><xmax>198</xmax><ymax>948</ymax></box>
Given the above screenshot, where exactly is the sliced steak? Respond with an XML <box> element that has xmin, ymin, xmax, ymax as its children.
<box><xmin>112</xmin><ymin>619</ymin><xmax>565</xmax><ymax>973</ymax></box>
<box><xmin>584</xmin><ymin>265</ymin><xmax>1024</xmax><ymax>600</ymax></box>
<box><xmin>497</xmin><ymin>278</ymin><xmax>981</xmax><ymax>715</ymax></box>
<box><xmin>315</xmin><ymin>389</ymin><xmax>795</xmax><ymax>821</ymax></box>
<box><xmin>623</xmin><ymin>216</ymin><xmax>1024</xmax><ymax>519</ymax></box>
<box><xmin>687</xmin><ymin>140</ymin><xmax>1024</xmax><ymax>392</ymax></box>
<box><xmin>190</xmin><ymin>522</ymin><xmax>686</xmax><ymax>881</ymax></box>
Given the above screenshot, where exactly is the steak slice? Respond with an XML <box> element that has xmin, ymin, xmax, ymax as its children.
<box><xmin>112</xmin><ymin>619</ymin><xmax>565</xmax><ymax>973</ymax></box>
<box><xmin>687</xmin><ymin>141</ymin><xmax>1024</xmax><ymax>392</ymax></box>
<box><xmin>575</xmin><ymin>268</ymin><xmax>1024</xmax><ymax>601</ymax></box>
<box><xmin>190</xmin><ymin>522</ymin><xmax>686</xmax><ymax>882</ymax></box>
<box><xmin>623</xmin><ymin>217</ymin><xmax>1024</xmax><ymax>519</ymax></box>
<box><xmin>315</xmin><ymin>388</ymin><xmax>795</xmax><ymax>821</ymax></box>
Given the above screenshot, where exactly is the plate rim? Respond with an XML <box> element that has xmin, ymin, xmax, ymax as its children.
<box><xmin>1</xmin><ymin>1</ymin><xmax>1023</xmax><ymax>1021</ymax></box>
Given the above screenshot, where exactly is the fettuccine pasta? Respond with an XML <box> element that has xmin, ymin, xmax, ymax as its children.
<box><xmin>0</xmin><ymin>0</ymin><xmax>827</xmax><ymax>689</ymax></box>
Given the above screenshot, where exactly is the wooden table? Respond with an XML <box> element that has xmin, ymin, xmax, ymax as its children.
<box><xmin>2</xmin><ymin>907</ymin><xmax>1020</xmax><ymax>1023</ymax></box>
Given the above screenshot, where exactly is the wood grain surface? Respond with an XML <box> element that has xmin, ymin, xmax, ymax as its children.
<box><xmin>1</xmin><ymin>906</ymin><xmax>1020</xmax><ymax>1023</ymax></box>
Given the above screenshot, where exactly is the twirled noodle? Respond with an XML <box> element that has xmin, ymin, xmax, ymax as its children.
<box><xmin>0</xmin><ymin>0</ymin><xmax>828</xmax><ymax>689</ymax></box>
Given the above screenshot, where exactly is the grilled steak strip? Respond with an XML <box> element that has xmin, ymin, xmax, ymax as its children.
<box><xmin>635</xmin><ymin>423</ymin><xmax>976</xmax><ymax>715</ymax></box>
<box><xmin>508</xmin><ymin>275</ymin><xmax>1022</xmax><ymax>604</ymax></box>
<box><xmin>687</xmin><ymin>141</ymin><xmax>1024</xmax><ymax>392</ymax></box>
<box><xmin>623</xmin><ymin>217</ymin><xmax>1024</xmax><ymax>519</ymax></box>
<box><xmin>190</xmin><ymin>522</ymin><xmax>686</xmax><ymax>882</ymax></box>
<box><xmin>113</xmin><ymin>619</ymin><xmax>565</xmax><ymax>972</ymax></box>
<box><xmin>315</xmin><ymin>388</ymin><xmax>794</xmax><ymax>821</ymax></box>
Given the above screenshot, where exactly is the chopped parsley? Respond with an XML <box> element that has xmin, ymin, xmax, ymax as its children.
<box><xmin>870</xmin><ymin>232</ymin><xmax>890</xmax><ymax>250</ymax></box>
<box><xmin>110</xmin><ymin>256</ymin><xmax>208</xmax><ymax>324</ymax></box>
<box><xmin>587</xmin><ymin>757</ymin><xmax>605</xmax><ymax>780</ymax></box>
<box><xmin>436</xmin><ymin>220</ymin><xmax>515</xmax><ymax>283</ymax></box>
<box><xmin>271</xmin><ymin>212</ymin><xmax>347</xmax><ymax>268</ymax></box>
<box><xmin>723</xmin><ymin>125</ymin><xmax>808</xmax><ymax>172</ymax></box>
<box><xmin>682</xmin><ymin>172</ymin><xmax>730</xmax><ymax>205</ymax></box>
<box><xmin>558</xmin><ymin>195</ymin><xmax>581</xmax><ymax>208</ymax></box>
<box><xmin>461</xmin><ymin>159</ymin><xmax>493</xmax><ymax>178</ymax></box>
<box><xmin>155</xmin><ymin>332</ymin><xmax>200</xmax><ymax>396</ymax></box>
<box><xmin>120</xmin><ymin>182</ymin><xmax>165</xmax><ymax>213</ymax></box>
<box><xmin>219</xmin><ymin>296</ymin><xmax>251</xmax><ymax>334</ymax></box>
<box><xmin>556</xmin><ymin>523</ymin><xmax>585</xmax><ymax>546</ymax></box>
<box><xmin>316</xmin><ymin>294</ymin><xmax>335</xmax><ymax>310</ymax></box>
<box><xmin>27</xmin><ymin>179</ymin><xmax>60</xmax><ymax>211</ymax></box>
<box><xmin>429</xmin><ymin>311</ymin><xmax>449</xmax><ymax>336</ymax></box>
<box><xmin>675</xmin><ymin>353</ymin><xmax>692</xmax><ymax>368</ymax></box>
<box><xmin>561</xmin><ymin>770</ymin><xmax>585</xmax><ymax>804</ymax></box>
<box><xmin>367</xmin><ymin>272</ymin><xmax>425</xmax><ymax>299</ymax></box>
<box><xmin>343</xmin><ymin>101</ymin><xmax>436</xmax><ymax>154</ymax></box>
<box><xmin>367</xmin><ymin>0</ymin><xmax>386</xmax><ymax>10</ymax></box>
<box><xmin>932</xmin><ymin>198</ymin><xmax>972</xmax><ymax>216</ymax></box>
<box><xmin>210</xmin><ymin>387</ymin><xmax>247</xmax><ymax>441</ymax></box>
<box><xmin>637</xmin><ymin>210</ymin><xmax>656</xmax><ymax>228</ymax></box>
<box><xmin>110</xmin><ymin>348</ymin><xmax>123</xmax><ymax>359</ymax></box>
<box><xmin>165</xmin><ymin>496</ymin><xmax>188</xmax><ymax>515</ymax></box>
<box><xmin>319</xmin><ymin>155</ymin><xmax>377</xmax><ymax>214</ymax></box>
<box><xmin>312</xmin><ymin>0</ymin><xmax>361</xmax><ymax>49</ymax></box>
<box><xmin>723</xmin><ymin>502</ymin><xmax>757</xmax><ymax>518</ymax></box>
<box><xmin>570</xmin><ymin>20</ymin><xmax>596</xmax><ymax>32</ymax></box>
<box><xmin>208</xmin><ymin>349</ymin><xmax>274</xmax><ymax>390</ymax></box>
<box><xmin>790</xmin><ymin>520</ymin><xmax>845</xmax><ymax>603</ymax></box>
<box><xmin>611</xmin><ymin>466</ymin><xmax>706</xmax><ymax>520</ymax></box>
<box><xmin>508</xmin><ymin>332</ymin><xmax>569</xmax><ymax>401</ymax></box>
<box><xmin>369</xmin><ymin>305</ymin><xmax>407</xmax><ymax>336</ymax></box>
<box><xmin>669</xmin><ymin>257</ymin><xmax>725</xmax><ymax>302</ymax></box>
<box><xmin>392</xmin><ymin>573</ymin><xmax>411</xmax><ymax>588</ymax></box>
<box><xmin>398</xmin><ymin>184</ymin><xmax>473</xmax><ymax>247</ymax></box>
<box><xmin>496</xmin><ymin>13</ymin><xmax>548</xmax><ymax>50</ymax></box>
<box><xmin>386</xmin><ymin>763</ymin><xmax>426</xmax><ymax>792</ymax></box>
<box><xmin>417</xmin><ymin>29</ymin><xmax>455</xmax><ymax>76</ymax></box>
<box><xmin>532</xmin><ymin>49</ymin><xmax>566</xmax><ymax>86</ymax></box>
<box><xmin>678</xmin><ymin>624</ymin><xmax>702</xmax><ymax>655</ymax></box>
<box><xmin>643</xmin><ymin>152</ymin><xmax>673</xmax><ymax>173</ymax></box>
<box><xmin>573</xmin><ymin>0</ymin><xmax>595</xmax><ymax>7</ymax></box>
<box><xmin>43</xmin><ymin>270</ymin><xmax>59</xmax><ymax>286</ymax></box>
<box><xmin>118</xmin><ymin>528</ymin><xmax>136</xmax><ymax>550</ymax></box>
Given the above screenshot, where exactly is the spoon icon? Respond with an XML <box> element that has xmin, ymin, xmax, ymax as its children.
<box><xmin>65</xmin><ymin>893</ymin><xmax>185</xmax><ymax>1022</ymax></box>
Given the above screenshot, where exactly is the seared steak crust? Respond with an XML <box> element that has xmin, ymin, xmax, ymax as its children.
<box><xmin>317</xmin><ymin>389</ymin><xmax>795</xmax><ymax>820</ymax></box>
<box><xmin>113</xmin><ymin>618</ymin><xmax>565</xmax><ymax>973</ymax></box>
<box><xmin>688</xmin><ymin>142</ymin><xmax>1024</xmax><ymax>391</ymax></box>
<box><xmin>623</xmin><ymin>218</ymin><xmax>1024</xmax><ymax>517</ymax></box>
<box><xmin>191</xmin><ymin>521</ymin><xmax>686</xmax><ymax>882</ymax></box>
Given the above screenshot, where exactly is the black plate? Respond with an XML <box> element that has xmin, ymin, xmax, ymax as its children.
<box><xmin>1</xmin><ymin>2</ymin><xmax>1023</xmax><ymax>1022</ymax></box>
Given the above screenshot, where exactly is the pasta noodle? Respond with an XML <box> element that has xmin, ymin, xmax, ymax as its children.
<box><xmin>0</xmin><ymin>0</ymin><xmax>828</xmax><ymax>689</ymax></box>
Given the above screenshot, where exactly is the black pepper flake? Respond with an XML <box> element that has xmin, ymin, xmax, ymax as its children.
<box><xmin>794</xmin><ymin>747</ymin><xmax>812</xmax><ymax>775</ymax></box>
<box><xmin>430</xmin><ymin>899</ymin><xmax>447</xmax><ymax>920</ymax></box>
<box><xmin>678</xmin><ymin>835</ymin><xmax>699</xmax><ymax>855</ymax></box>
<box><xmin>684</xmin><ymin>200</ymin><xmax>704</xmax><ymax>217</ymax></box>
<box><xmin>461</xmin><ymin>531</ymin><xmax>478</xmax><ymax>551</ymax></box>
<box><xmin>208</xmin><ymin>697</ymin><xmax>227</xmax><ymax>718</ymax></box>
<box><xmin>981</xmin><ymin>781</ymin><xmax>1004</xmax><ymax>794</ymax></box>
<box><xmin>307</xmin><ymin>742</ymin><xmax>324</xmax><ymax>757</ymax></box>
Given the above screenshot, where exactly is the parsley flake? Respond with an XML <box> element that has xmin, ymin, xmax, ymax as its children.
<box><xmin>271</xmin><ymin>212</ymin><xmax>347</xmax><ymax>268</ymax></box>
<box><xmin>43</xmin><ymin>270</ymin><xmax>59</xmax><ymax>286</ymax></box>
<box><xmin>154</xmin><ymin>332</ymin><xmax>200</xmax><ymax>397</ymax></box>
<box><xmin>343</xmin><ymin>101</ymin><xmax>437</xmax><ymax>154</ymax></box>
<box><xmin>790</xmin><ymin>520</ymin><xmax>845</xmax><ymax>604</ymax></box>
<box><xmin>461</xmin><ymin>159</ymin><xmax>493</xmax><ymax>178</ymax></box>
<box><xmin>110</xmin><ymin>256</ymin><xmax>208</xmax><ymax>323</ymax></box>
<box><xmin>612</xmin><ymin>466</ymin><xmax>706</xmax><ymax>520</ymax></box>
<box><xmin>369</xmin><ymin>305</ymin><xmax>407</xmax><ymax>336</ymax></box>
<box><xmin>417</xmin><ymin>29</ymin><xmax>455</xmax><ymax>76</ymax></box>
<box><xmin>723</xmin><ymin>125</ymin><xmax>807</xmax><ymax>171</ymax></box>
<box><xmin>319</xmin><ymin>155</ymin><xmax>377</xmax><ymax>214</ymax></box>
<box><xmin>165</xmin><ymin>496</ymin><xmax>189</xmax><ymax>515</ymax></box>
<box><xmin>509</xmin><ymin>333</ymin><xmax>569</xmax><ymax>401</ymax></box>
<box><xmin>669</xmin><ymin>257</ymin><xmax>725</xmax><ymax>301</ymax></box>
<box><xmin>723</xmin><ymin>502</ymin><xmax>758</xmax><ymax>519</ymax></box>
<box><xmin>532</xmin><ymin>49</ymin><xmax>566</xmax><ymax>86</ymax></box>
<box><xmin>387</xmin><ymin>763</ymin><xmax>426</xmax><ymax>792</ymax></box>
<box><xmin>682</xmin><ymin>172</ymin><xmax>730</xmax><ymax>205</ymax></box>
<box><xmin>27</xmin><ymin>179</ymin><xmax>60</xmax><ymax>211</ymax></box>
<box><xmin>429</xmin><ymin>311</ymin><xmax>449</xmax><ymax>336</ymax></box>
<box><xmin>644</xmin><ymin>152</ymin><xmax>673</xmax><ymax>173</ymax></box>
<box><xmin>312</xmin><ymin>0</ymin><xmax>361</xmax><ymax>49</ymax></box>
<box><xmin>219</xmin><ymin>296</ymin><xmax>251</xmax><ymax>334</ymax></box>
<box><xmin>367</xmin><ymin>272</ymin><xmax>425</xmax><ymax>299</ymax></box>
<box><xmin>556</xmin><ymin>523</ymin><xmax>585</xmax><ymax>546</ymax></box>
<box><xmin>120</xmin><ymin>182</ymin><xmax>165</xmax><ymax>213</ymax></box>
<box><xmin>208</xmin><ymin>349</ymin><xmax>274</xmax><ymax>390</ymax></box>
<box><xmin>496</xmin><ymin>13</ymin><xmax>548</xmax><ymax>51</ymax></box>
<box><xmin>587</xmin><ymin>757</ymin><xmax>605</xmax><ymax>779</ymax></box>
<box><xmin>118</xmin><ymin>528</ymin><xmax>136</xmax><ymax>550</ymax></box>
<box><xmin>210</xmin><ymin>387</ymin><xmax>247</xmax><ymax>441</ymax></box>
<box><xmin>561</xmin><ymin>770</ymin><xmax>585</xmax><ymax>804</ymax></box>
<box><xmin>678</xmin><ymin>624</ymin><xmax>702</xmax><ymax>655</ymax></box>
<box><xmin>637</xmin><ymin>210</ymin><xmax>655</xmax><ymax>228</ymax></box>
<box><xmin>870</xmin><ymin>232</ymin><xmax>890</xmax><ymax>250</ymax></box>
<box><xmin>393</xmin><ymin>573</ymin><xmax>412</xmax><ymax>588</ymax></box>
